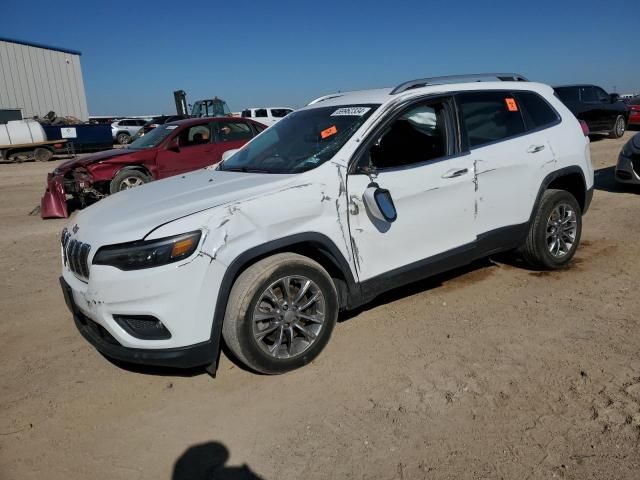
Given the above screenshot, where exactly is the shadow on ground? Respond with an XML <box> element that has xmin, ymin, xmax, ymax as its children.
<box><xmin>594</xmin><ymin>166</ymin><xmax>639</xmax><ymax>194</ymax></box>
<box><xmin>172</xmin><ymin>441</ymin><xmax>263</xmax><ymax>480</ymax></box>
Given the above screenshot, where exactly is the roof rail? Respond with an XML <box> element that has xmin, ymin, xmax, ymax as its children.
<box><xmin>390</xmin><ymin>73</ymin><xmax>529</xmax><ymax>95</ymax></box>
<box><xmin>307</xmin><ymin>93</ymin><xmax>345</xmax><ymax>105</ymax></box>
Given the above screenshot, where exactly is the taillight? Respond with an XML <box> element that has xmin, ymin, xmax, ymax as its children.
<box><xmin>579</xmin><ymin>120</ymin><xmax>589</xmax><ymax>136</ymax></box>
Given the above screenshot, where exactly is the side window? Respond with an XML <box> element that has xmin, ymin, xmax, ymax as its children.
<box><xmin>369</xmin><ymin>101</ymin><xmax>449</xmax><ymax>169</ymax></box>
<box><xmin>120</xmin><ymin>120</ymin><xmax>131</xmax><ymax>126</ymax></box>
<box><xmin>216</xmin><ymin>121</ymin><xmax>253</xmax><ymax>142</ymax></box>
<box><xmin>515</xmin><ymin>92</ymin><xmax>559</xmax><ymax>130</ymax></box>
<box><xmin>137</xmin><ymin>120</ymin><xmax>147</xmax><ymax>126</ymax></box>
<box><xmin>241</xmin><ymin>110</ymin><xmax>251</xmax><ymax>118</ymax></box>
<box><xmin>594</xmin><ymin>87</ymin><xmax>609</xmax><ymax>103</ymax></box>
<box><xmin>579</xmin><ymin>86</ymin><xmax>598</xmax><ymax>104</ymax></box>
<box><xmin>252</xmin><ymin>122</ymin><xmax>267</xmax><ymax>134</ymax></box>
<box><xmin>178</xmin><ymin>124</ymin><xmax>211</xmax><ymax>147</ymax></box>
<box><xmin>271</xmin><ymin>109</ymin><xmax>291</xmax><ymax>118</ymax></box>
<box><xmin>457</xmin><ymin>92</ymin><xmax>525</xmax><ymax>148</ymax></box>
<box><xmin>254</xmin><ymin>109</ymin><xmax>268</xmax><ymax>118</ymax></box>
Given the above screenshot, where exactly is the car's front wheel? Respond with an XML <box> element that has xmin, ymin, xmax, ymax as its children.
<box><xmin>109</xmin><ymin>169</ymin><xmax>151</xmax><ymax>194</ymax></box>
<box><xmin>222</xmin><ymin>253</ymin><xmax>338</xmax><ymax>374</ymax></box>
<box><xmin>610</xmin><ymin>115</ymin><xmax>626</xmax><ymax>139</ymax></box>
<box><xmin>520</xmin><ymin>189</ymin><xmax>582</xmax><ymax>269</ymax></box>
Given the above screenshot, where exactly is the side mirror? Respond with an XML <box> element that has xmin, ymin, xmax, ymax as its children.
<box><xmin>610</xmin><ymin>93</ymin><xmax>620</xmax><ymax>103</ymax></box>
<box><xmin>221</xmin><ymin>148</ymin><xmax>239</xmax><ymax>161</ymax></box>
<box><xmin>363</xmin><ymin>184</ymin><xmax>397</xmax><ymax>223</ymax></box>
<box><xmin>168</xmin><ymin>137</ymin><xmax>180</xmax><ymax>152</ymax></box>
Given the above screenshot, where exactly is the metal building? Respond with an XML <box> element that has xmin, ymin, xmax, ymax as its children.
<box><xmin>0</xmin><ymin>37</ymin><xmax>89</xmax><ymax>122</ymax></box>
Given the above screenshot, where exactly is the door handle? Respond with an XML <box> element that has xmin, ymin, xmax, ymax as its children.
<box><xmin>442</xmin><ymin>168</ymin><xmax>468</xmax><ymax>179</ymax></box>
<box><xmin>527</xmin><ymin>144</ymin><xmax>545</xmax><ymax>153</ymax></box>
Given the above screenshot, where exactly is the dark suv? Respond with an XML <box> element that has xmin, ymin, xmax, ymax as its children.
<box><xmin>554</xmin><ymin>84</ymin><xmax>629</xmax><ymax>138</ymax></box>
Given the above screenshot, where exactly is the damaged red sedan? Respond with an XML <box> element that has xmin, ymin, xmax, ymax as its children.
<box><xmin>41</xmin><ymin>117</ymin><xmax>266</xmax><ymax>218</ymax></box>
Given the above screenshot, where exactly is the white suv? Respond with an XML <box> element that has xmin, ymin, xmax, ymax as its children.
<box><xmin>59</xmin><ymin>73</ymin><xmax>594</xmax><ymax>375</ymax></box>
<box><xmin>241</xmin><ymin>107</ymin><xmax>294</xmax><ymax>126</ymax></box>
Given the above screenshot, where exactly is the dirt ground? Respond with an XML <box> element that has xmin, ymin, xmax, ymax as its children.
<box><xmin>1</xmin><ymin>133</ymin><xmax>639</xmax><ymax>480</ymax></box>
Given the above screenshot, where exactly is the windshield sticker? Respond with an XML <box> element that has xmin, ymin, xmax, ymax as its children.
<box><xmin>331</xmin><ymin>107</ymin><xmax>371</xmax><ymax>117</ymax></box>
<box><xmin>321</xmin><ymin>125</ymin><xmax>338</xmax><ymax>139</ymax></box>
<box><xmin>165</xmin><ymin>125</ymin><xmax>178</xmax><ymax>130</ymax></box>
<box><xmin>505</xmin><ymin>98</ymin><xmax>518</xmax><ymax>112</ymax></box>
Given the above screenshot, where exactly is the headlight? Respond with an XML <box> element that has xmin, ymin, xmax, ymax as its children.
<box><xmin>93</xmin><ymin>231</ymin><xmax>202</xmax><ymax>270</ymax></box>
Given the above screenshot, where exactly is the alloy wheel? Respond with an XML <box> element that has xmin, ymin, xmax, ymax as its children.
<box><xmin>252</xmin><ymin>275</ymin><xmax>326</xmax><ymax>359</ymax></box>
<box><xmin>546</xmin><ymin>203</ymin><xmax>577</xmax><ymax>258</ymax></box>
<box><xmin>119</xmin><ymin>177</ymin><xmax>144</xmax><ymax>190</ymax></box>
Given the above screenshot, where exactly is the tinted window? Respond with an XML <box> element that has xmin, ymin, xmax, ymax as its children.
<box><xmin>630</xmin><ymin>96</ymin><xmax>640</xmax><ymax>106</ymax></box>
<box><xmin>255</xmin><ymin>109</ymin><xmax>268</xmax><ymax>117</ymax></box>
<box><xmin>579</xmin><ymin>87</ymin><xmax>598</xmax><ymax>103</ymax></box>
<box><xmin>253</xmin><ymin>122</ymin><xmax>267</xmax><ymax>133</ymax></box>
<box><xmin>241</xmin><ymin>110</ymin><xmax>251</xmax><ymax>117</ymax></box>
<box><xmin>516</xmin><ymin>92</ymin><xmax>559</xmax><ymax>130</ymax></box>
<box><xmin>179</xmin><ymin>124</ymin><xmax>211</xmax><ymax>146</ymax></box>
<box><xmin>555</xmin><ymin>87</ymin><xmax>579</xmax><ymax>103</ymax></box>
<box><xmin>271</xmin><ymin>109</ymin><xmax>292</xmax><ymax>118</ymax></box>
<box><xmin>594</xmin><ymin>87</ymin><xmax>609</xmax><ymax>103</ymax></box>
<box><xmin>216</xmin><ymin>121</ymin><xmax>253</xmax><ymax>142</ymax></box>
<box><xmin>457</xmin><ymin>92</ymin><xmax>525</xmax><ymax>148</ymax></box>
<box><xmin>119</xmin><ymin>120</ymin><xmax>132</xmax><ymax>126</ymax></box>
<box><xmin>370</xmin><ymin>102</ymin><xmax>448</xmax><ymax>169</ymax></box>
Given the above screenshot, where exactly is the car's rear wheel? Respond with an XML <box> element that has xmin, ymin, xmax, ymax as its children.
<box><xmin>116</xmin><ymin>132</ymin><xmax>131</xmax><ymax>145</ymax></box>
<box><xmin>520</xmin><ymin>189</ymin><xmax>582</xmax><ymax>270</ymax></box>
<box><xmin>222</xmin><ymin>253</ymin><xmax>338</xmax><ymax>374</ymax></box>
<box><xmin>610</xmin><ymin>115</ymin><xmax>626</xmax><ymax>138</ymax></box>
<box><xmin>109</xmin><ymin>169</ymin><xmax>151</xmax><ymax>194</ymax></box>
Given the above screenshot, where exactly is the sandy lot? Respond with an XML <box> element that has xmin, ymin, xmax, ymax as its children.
<box><xmin>1</xmin><ymin>133</ymin><xmax>639</xmax><ymax>480</ymax></box>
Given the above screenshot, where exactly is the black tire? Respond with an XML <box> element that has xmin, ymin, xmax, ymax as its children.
<box><xmin>34</xmin><ymin>147</ymin><xmax>53</xmax><ymax>162</ymax></box>
<box><xmin>109</xmin><ymin>169</ymin><xmax>151</xmax><ymax>194</ymax></box>
<box><xmin>116</xmin><ymin>132</ymin><xmax>131</xmax><ymax>145</ymax></box>
<box><xmin>222</xmin><ymin>253</ymin><xmax>338</xmax><ymax>374</ymax></box>
<box><xmin>609</xmin><ymin>115</ymin><xmax>626</xmax><ymax>139</ymax></box>
<box><xmin>520</xmin><ymin>189</ymin><xmax>582</xmax><ymax>270</ymax></box>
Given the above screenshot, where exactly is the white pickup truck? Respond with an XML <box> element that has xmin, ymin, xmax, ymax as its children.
<box><xmin>240</xmin><ymin>107</ymin><xmax>294</xmax><ymax>126</ymax></box>
<box><xmin>0</xmin><ymin>119</ymin><xmax>66</xmax><ymax>162</ymax></box>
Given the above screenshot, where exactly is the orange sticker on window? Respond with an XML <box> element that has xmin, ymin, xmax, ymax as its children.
<box><xmin>505</xmin><ymin>98</ymin><xmax>518</xmax><ymax>112</ymax></box>
<box><xmin>321</xmin><ymin>125</ymin><xmax>337</xmax><ymax>139</ymax></box>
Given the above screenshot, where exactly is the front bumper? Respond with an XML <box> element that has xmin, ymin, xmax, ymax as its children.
<box><xmin>62</xmin><ymin>276</ymin><xmax>215</xmax><ymax>367</ymax></box>
<box><xmin>615</xmin><ymin>154</ymin><xmax>640</xmax><ymax>185</ymax></box>
<box><xmin>60</xmin><ymin>245</ymin><xmax>226</xmax><ymax>369</ymax></box>
<box><xmin>61</xmin><ymin>273</ymin><xmax>220</xmax><ymax>368</ymax></box>
<box><xmin>41</xmin><ymin>173</ymin><xmax>69</xmax><ymax>218</ymax></box>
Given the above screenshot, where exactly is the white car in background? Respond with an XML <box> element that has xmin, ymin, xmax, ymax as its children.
<box><xmin>240</xmin><ymin>107</ymin><xmax>294</xmax><ymax>126</ymax></box>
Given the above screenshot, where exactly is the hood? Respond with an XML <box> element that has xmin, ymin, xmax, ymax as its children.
<box><xmin>55</xmin><ymin>148</ymin><xmax>147</xmax><ymax>172</ymax></box>
<box><xmin>71</xmin><ymin>168</ymin><xmax>297</xmax><ymax>246</ymax></box>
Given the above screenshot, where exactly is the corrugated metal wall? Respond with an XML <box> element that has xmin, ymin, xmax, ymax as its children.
<box><xmin>0</xmin><ymin>40</ymin><xmax>89</xmax><ymax>121</ymax></box>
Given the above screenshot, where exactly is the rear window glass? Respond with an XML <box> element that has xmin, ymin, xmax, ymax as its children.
<box><xmin>457</xmin><ymin>92</ymin><xmax>525</xmax><ymax>148</ymax></box>
<box><xmin>516</xmin><ymin>92</ymin><xmax>559</xmax><ymax>130</ymax></box>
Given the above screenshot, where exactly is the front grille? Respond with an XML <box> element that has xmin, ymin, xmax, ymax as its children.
<box><xmin>61</xmin><ymin>228</ymin><xmax>91</xmax><ymax>279</ymax></box>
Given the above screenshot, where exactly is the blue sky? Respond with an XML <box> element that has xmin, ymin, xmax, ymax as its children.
<box><xmin>4</xmin><ymin>0</ymin><xmax>639</xmax><ymax>115</ymax></box>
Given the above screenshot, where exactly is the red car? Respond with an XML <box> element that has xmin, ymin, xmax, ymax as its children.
<box><xmin>41</xmin><ymin>117</ymin><xmax>266</xmax><ymax>218</ymax></box>
<box><xmin>627</xmin><ymin>96</ymin><xmax>640</xmax><ymax>127</ymax></box>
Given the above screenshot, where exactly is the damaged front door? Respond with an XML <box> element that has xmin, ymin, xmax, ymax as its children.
<box><xmin>346</xmin><ymin>99</ymin><xmax>476</xmax><ymax>282</ymax></box>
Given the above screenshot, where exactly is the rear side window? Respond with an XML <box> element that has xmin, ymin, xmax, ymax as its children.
<box><xmin>254</xmin><ymin>109</ymin><xmax>268</xmax><ymax>118</ymax></box>
<box><xmin>515</xmin><ymin>92</ymin><xmax>559</xmax><ymax>130</ymax></box>
<box><xmin>457</xmin><ymin>92</ymin><xmax>525</xmax><ymax>149</ymax></box>
<box><xmin>216</xmin><ymin>121</ymin><xmax>253</xmax><ymax>142</ymax></box>
<box><xmin>241</xmin><ymin>110</ymin><xmax>251</xmax><ymax>117</ymax></box>
<box><xmin>579</xmin><ymin>86</ymin><xmax>598</xmax><ymax>104</ymax></box>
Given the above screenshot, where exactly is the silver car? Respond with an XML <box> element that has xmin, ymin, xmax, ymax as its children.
<box><xmin>615</xmin><ymin>132</ymin><xmax>640</xmax><ymax>185</ymax></box>
<box><xmin>111</xmin><ymin>119</ymin><xmax>146</xmax><ymax>145</ymax></box>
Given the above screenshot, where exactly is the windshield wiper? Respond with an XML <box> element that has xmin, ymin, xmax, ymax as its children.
<box><xmin>220</xmin><ymin>166</ymin><xmax>272</xmax><ymax>173</ymax></box>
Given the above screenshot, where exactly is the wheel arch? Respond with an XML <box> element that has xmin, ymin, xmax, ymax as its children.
<box><xmin>113</xmin><ymin>164</ymin><xmax>154</xmax><ymax>180</ymax></box>
<box><xmin>208</xmin><ymin>233</ymin><xmax>361</xmax><ymax>369</ymax></box>
<box><xmin>530</xmin><ymin>167</ymin><xmax>589</xmax><ymax>222</ymax></box>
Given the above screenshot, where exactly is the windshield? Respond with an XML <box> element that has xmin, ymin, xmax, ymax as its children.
<box><xmin>218</xmin><ymin>104</ymin><xmax>379</xmax><ymax>174</ymax></box>
<box><xmin>192</xmin><ymin>99</ymin><xmax>231</xmax><ymax>117</ymax></box>
<box><xmin>128</xmin><ymin>124</ymin><xmax>178</xmax><ymax>149</ymax></box>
